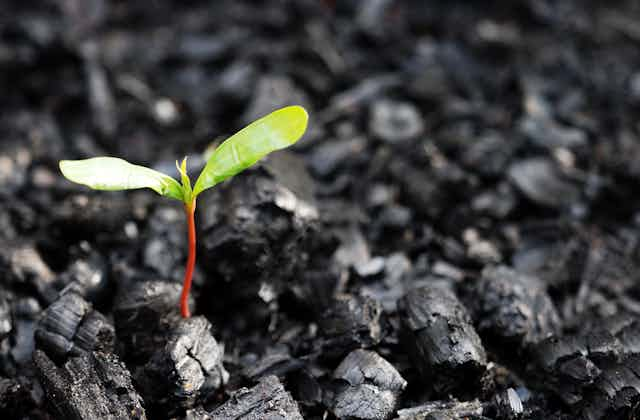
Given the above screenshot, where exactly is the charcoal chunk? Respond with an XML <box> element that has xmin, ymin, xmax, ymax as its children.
<box><xmin>56</xmin><ymin>250</ymin><xmax>109</xmax><ymax>302</ymax></box>
<box><xmin>331</xmin><ymin>349</ymin><xmax>407</xmax><ymax>420</ymax></box>
<box><xmin>35</xmin><ymin>350</ymin><xmax>146</xmax><ymax>420</ymax></box>
<box><xmin>242</xmin><ymin>75</ymin><xmax>311</xmax><ymax>124</ymax></box>
<box><xmin>507</xmin><ymin>158</ymin><xmax>579</xmax><ymax>209</ymax></box>
<box><xmin>395</xmin><ymin>399</ymin><xmax>484</xmax><ymax>420</ymax></box>
<box><xmin>35</xmin><ymin>291</ymin><xmax>114</xmax><ymax>360</ymax></box>
<box><xmin>208</xmin><ymin>375</ymin><xmax>304</xmax><ymax>420</ymax></box>
<box><xmin>52</xmin><ymin>193</ymin><xmax>132</xmax><ymax>239</ymax></box>
<box><xmin>113</xmin><ymin>280</ymin><xmax>184</xmax><ymax>362</ymax></box>
<box><xmin>0</xmin><ymin>240</ymin><xmax>55</xmax><ymax>301</ymax></box>
<box><xmin>142</xmin><ymin>205</ymin><xmax>188</xmax><ymax>282</ymax></box>
<box><xmin>369</xmin><ymin>99</ymin><xmax>424</xmax><ymax>144</ymax></box>
<box><xmin>137</xmin><ymin>316</ymin><xmax>228</xmax><ymax>411</ymax></box>
<box><xmin>399</xmin><ymin>285</ymin><xmax>487</xmax><ymax>393</ymax></box>
<box><xmin>197</xmin><ymin>153</ymin><xmax>317</xmax><ymax>312</ymax></box>
<box><xmin>0</xmin><ymin>297</ymin><xmax>11</xmax><ymax>340</ymax></box>
<box><xmin>319</xmin><ymin>294</ymin><xmax>384</xmax><ymax>356</ymax></box>
<box><xmin>472</xmin><ymin>265</ymin><xmax>561</xmax><ymax>348</ymax></box>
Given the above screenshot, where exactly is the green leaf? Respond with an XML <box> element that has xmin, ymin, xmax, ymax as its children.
<box><xmin>59</xmin><ymin>157</ymin><xmax>184</xmax><ymax>201</ymax></box>
<box><xmin>176</xmin><ymin>156</ymin><xmax>193</xmax><ymax>203</ymax></box>
<box><xmin>193</xmin><ymin>105</ymin><xmax>308</xmax><ymax>196</ymax></box>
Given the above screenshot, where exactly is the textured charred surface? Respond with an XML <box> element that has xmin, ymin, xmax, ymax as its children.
<box><xmin>329</xmin><ymin>349</ymin><xmax>407</xmax><ymax>420</ymax></box>
<box><xmin>137</xmin><ymin>316</ymin><xmax>228</xmax><ymax>413</ymax></box>
<box><xmin>34</xmin><ymin>350</ymin><xmax>146</xmax><ymax>420</ymax></box>
<box><xmin>35</xmin><ymin>291</ymin><xmax>114</xmax><ymax>360</ymax></box>
<box><xmin>399</xmin><ymin>284</ymin><xmax>487</xmax><ymax>394</ymax></box>
<box><xmin>471</xmin><ymin>265</ymin><xmax>561</xmax><ymax>349</ymax></box>
<box><xmin>319</xmin><ymin>293</ymin><xmax>384</xmax><ymax>358</ymax></box>
<box><xmin>208</xmin><ymin>375</ymin><xmax>304</xmax><ymax>420</ymax></box>
<box><xmin>113</xmin><ymin>280</ymin><xmax>184</xmax><ymax>362</ymax></box>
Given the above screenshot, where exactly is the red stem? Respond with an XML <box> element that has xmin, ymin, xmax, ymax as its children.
<box><xmin>180</xmin><ymin>199</ymin><xmax>196</xmax><ymax>318</ymax></box>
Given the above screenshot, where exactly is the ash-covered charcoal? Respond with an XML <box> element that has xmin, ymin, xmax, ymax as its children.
<box><xmin>0</xmin><ymin>240</ymin><xmax>56</xmax><ymax>302</ymax></box>
<box><xmin>308</xmin><ymin>135</ymin><xmax>368</xmax><ymax>178</ymax></box>
<box><xmin>208</xmin><ymin>375</ymin><xmax>304</xmax><ymax>420</ymax></box>
<box><xmin>398</xmin><ymin>284</ymin><xmax>487</xmax><ymax>394</ymax></box>
<box><xmin>113</xmin><ymin>280</ymin><xmax>184</xmax><ymax>362</ymax></box>
<box><xmin>56</xmin><ymin>250</ymin><xmax>109</xmax><ymax>302</ymax></box>
<box><xmin>197</xmin><ymin>152</ymin><xmax>318</xmax><ymax>313</ymax></box>
<box><xmin>329</xmin><ymin>349</ymin><xmax>407</xmax><ymax>420</ymax></box>
<box><xmin>137</xmin><ymin>316</ymin><xmax>228</xmax><ymax>411</ymax></box>
<box><xmin>242</xmin><ymin>75</ymin><xmax>312</xmax><ymax>124</ymax></box>
<box><xmin>34</xmin><ymin>350</ymin><xmax>146</xmax><ymax>420</ymax></box>
<box><xmin>369</xmin><ymin>99</ymin><xmax>424</xmax><ymax>144</ymax></box>
<box><xmin>518</xmin><ymin>115</ymin><xmax>587</xmax><ymax>150</ymax></box>
<box><xmin>0</xmin><ymin>296</ymin><xmax>11</xmax><ymax>340</ymax></box>
<box><xmin>142</xmin><ymin>205</ymin><xmax>188</xmax><ymax>282</ymax></box>
<box><xmin>471</xmin><ymin>265</ymin><xmax>561</xmax><ymax>349</ymax></box>
<box><xmin>507</xmin><ymin>158</ymin><xmax>580</xmax><ymax>209</ymax></box>
<box><xmin>35</xmin><ymin>291</ymin><xmax>114</xmax><ymax>360</ymax></box>
<box><xmin>395</xmin><ymin>399</ymin><xmax>485</xmax><ymax>420</ymax></box>
<box><xmin>319</xmin><ymin>293</ymin><xmax>384</xmax><ymax>357</ymax></box>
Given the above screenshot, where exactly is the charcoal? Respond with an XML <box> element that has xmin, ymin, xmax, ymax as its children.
<box><xmin>0</xmin><ymin>297</ymin><xmax>11</xmax><ymax>340</ymax></box>
<box><xmin>398</xmin><ymin>284</ymin><xmax>487</xmax><ymax>393</ymax></box>
<box><xmin>34</xmin><ymin>350</ymin><xmax>146</xmax><ymax>420</ymax></box>
<box><xmin>6</xmin><ymin>298</ymin><xmax>41</xmax><ymax>370</ymax></box>
<box><xmin>197</xmin><ymin>152</ymin><xmax>318</xmax><ymax>311</ymax></box>
<box><xmin>308</xmin><ymin>136</ymin><xmax>368</xmax><ymax>177</ymax></box>
<box><xmin>326</xmin><ymin>74</ymin><xmax>403</xmax><ymax>119</ymax></box>
<box><xmin>472</xmin><ymin>265</ymin><xmax>561</xmax><ymax>349</ymax></box>
<box><xmin>330</xmin><ymin>349</ymin><xmax>407</xmax><ymax>420</ymax></box>
<box><xmin>52</xmin><ymin>193</ymin><xmax>133</xmax><ymax>239</ymax></box>
<box><xmin>0</xmin><ymin>375</ymin><xmax>44</xmax><ymax>418</ymax></box>
<box><xmin>113</xmin><ymin>280</ymin><xmax>184</xmax><ymax>362</ymax></box>
<box><xmin>395</xmin><ymin>400</ymin><xmax>484</xmax><ymax>420</ymax></box>
<box><xmin>0</xmin><ymin>240</ymin><xmax>56</xmax><ymax>302</ymax></box>
<box><xmin>460</xmin><ymin>131</ymin><xmax>514</xmax><ymax>177</ymax></box>
<box><xmin>518</xmin><ymin>115</ymin><xmax>587</xmax><ymax>149</ymax></box>
<box><xmin>369</xmin><ymin>99</ymin><xmax>424</xmax><ymax>144</ymax></box>
<box><xmin>507</xmin><ymin>158</ymin><xmax>580</xmax><ymax>209</ymax></box>
<box><xmin>208</xmin><ymin>375</ymin><xmax>304</xmax><ymax>420</ymax></box>
<box><xmin>56</xmin><ymin>250</ymin><xmax>109</xmax><ymax>302</ymax></box>
<box><xmin>240</xmin><ymin>346</ymin><xmax>301</xmax><ymax>380</ymax></box>
<box><xmin>319</xmin><ymin>294</ymin><xmax>384</xmax><ymax>356</ymax></box>
<box><xmin>137</xmin><ymin>316</ymin><xmax>228</xmax><ymax>411</ymax></box>
<box><xmin>490</xmin><ymin>388</ymin><xmax>525</xmax><ymax>420</ymax></box>
<box><xmin>35</xmin><ymin>291</ymin><xmax>114</xmax><ymax>360</ymax></box>
<box><xmin>242</xmin><ymin>75</ymin><xmax>312</xmax><ymax>124</ymax></box>
<box><xmin>81</xmin><ymin>41</ymin><xmax>118</xmax><ymax>137</ymax></box>
<box><xmin>142</xmin><ymin>205</ymin><xmax>188</xmax><ymax>282</ymax></box>
<box><xmin>388</xmin><ymin>159</ymin><xmax>448</xmax><ymax>219</ymax></box>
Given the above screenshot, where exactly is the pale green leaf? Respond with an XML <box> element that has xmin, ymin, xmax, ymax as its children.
<box><xmin>193</xmin><ymin>105</ymin><xmax>308</xmax><ymax>196</ymax></box>
<box><xmin>59</xmin><ymin>157</ymin><xmax>184</xmax><ymax>201</ymax></box>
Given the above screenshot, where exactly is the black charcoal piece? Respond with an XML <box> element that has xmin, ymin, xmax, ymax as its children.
<box><xmin>507</xmin><ymin>158</ymin><xmax>580</xmax><ymax>209</ymax></box>
<box><xmin>208</xmin><ymin>375</ymin><xmax>304</xmax><ymax>420</ymax></box>
<box><xmin>35</xmin><ymin>291</ymin><xmax>114</xmax><ymax>360</ymax></box>
<box><xmin>242</xmin><ymin>75</ymin><xmax>311</xmax><ymax>124</ymax></box>
<box><xmin>518</xmin><ymin>115</ymin><xmax>587</xmax><ymax>149</ymax></box>
<box><xmin>319</xmin><ymin>294</ymin><xmax>384</xmax><ymax>356</ymax></box>
<box><xmin>0</xmin><ymin>296</ymin><xmax>11</xmax><ymax>340</ymax></box>
<box><xmin>8</xmin><ymin>297</ymin><xmax>41</xmax><ymax>369</ymax></box>
<box><xmin>137</xmin><ymin>316</ymin><xmax>228</xmax><ymax>411</ymax></box>
<box><xmin>395</xmin><ymin>399</ymin><xmax>484</xmax><ymax>419</ymax></box>
<box><xmin>35</xmin><ymin>350</ymin><xmax>146</xmax><ymax>420</ymax></box>
<box><xmin>197</xmin><ymin>152</ymin><xmax>317</xmax><ymax>309</ymax></box>
<box><xmin>113</xmin><ymin>280</ymin><xmax>184</xmax><ymax>362</ymax></box>
<box><xmin>331</xmin><ymin>349</ymin><xmax>407</xmax><ymax>420</ymax></box>
<box><xmin>490</xmin><ymin>388</ymin><xmax>524</xmax><ymax>419</ymax></box>
<box><xmin>399</xmin><ymin>285</ymin><xmax>487</xmax><ymax>393</ymax></box>
<box><xmin>0</xmin><ymin>240</ymin><xmax>55</xmax><ymax>301</ymax></box>
<box><xmin>388</xmin><ymin>159</ymin><xmax>446</xmax><ymax>218</ymax></box>
<box><xmin>142</xmin><ymin>205</ymin><xmax>187</xmax><ymax>282</ymax></box>
<box><xmin>472</xmin><ymin>265</ymin><xmax>561</xmax><ymax>348</ymax></box>
<box><xmin>308</xmin><ymin>136</ymin><xmax>368</xmax><ymax>177</ymax></box>
<box><xmin>369</xmin><ymin>99</ymin><xmax>424</xmax><ymax>144</ymax></box>
<box><xmin>0</xmin><ymin>376</ymin><xmax>43</xmax><ymax>419</ymax></box>
<box><xmin>52</xmin><ymin>193</ymin><xmax>132</xmax><ymax>239</ymax></box>
<box><xmin>56</xmin><ymin>251</ymin><xmax>109</xmax><ymax>302</ymax></box>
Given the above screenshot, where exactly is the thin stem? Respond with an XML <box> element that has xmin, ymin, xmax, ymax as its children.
<box><xmin>180</xmin><ymin>199</ymin><xmax>197</xmax><ymax>318</ymax></box>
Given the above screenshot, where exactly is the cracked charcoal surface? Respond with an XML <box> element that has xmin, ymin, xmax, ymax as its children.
<box><xmin>208</xmin><ymin>375</ymin><xmax>304</xmax><ymax>420</ymax></box>
<box><xmin>399</xmin><ymin>284</ymin><xmax>487</xmax><ymax>394</ymax></box>
<box><xmin>4</xmin><ymin>1</ymin><xmax>640</xmax><ymax>419</ymax></box>
<box><xmin>35</xmin><ymin>350</ymin><xmax>146</xmax><ymax>420</ymax></box>
<box><xmin>35</xmin><ymin>291</ymin><xmax>115</xmax><ymax>360</ymax></box>
<box><xmin>137</xmin><ymin>316</ymin><xmax>228</xmax><ymax>412</ymax></box>
<box><xmin>471</xmin><ymin>265</ymin><xmax>561</xmax><ymax>349</ymax></box>
<box><xmin>330</xmin><ymin>349</ymin><xmax>407</xmax><ymax>420</ymax></box>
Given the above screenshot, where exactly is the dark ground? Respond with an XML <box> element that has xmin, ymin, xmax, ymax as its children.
<box><xmin>3</xmin><ymin>1</ymin><xmax>640</xmax><ymax>419</ymax></box>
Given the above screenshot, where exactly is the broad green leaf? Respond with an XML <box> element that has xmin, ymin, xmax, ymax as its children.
<box><xmin>193</xmin><ymin>105</ymin><xmax>308</xmax><ymax>196</ymax></box>
<box><xmin>59</xmin><ymin>157</ymin><xmax>184</xmax><ymax>201</ymax></box>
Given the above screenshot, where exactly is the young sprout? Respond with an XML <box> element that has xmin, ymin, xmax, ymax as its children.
<box><xmin>59</xmin><ymin>106</ymin><xmax>309</xmax><ymax>317</ymax></box>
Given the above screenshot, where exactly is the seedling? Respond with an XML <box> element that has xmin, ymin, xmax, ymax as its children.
<box><xmin>59</xmin><ymin>106</ymin><xmax>308</xmax><ymax>317</ymax></box>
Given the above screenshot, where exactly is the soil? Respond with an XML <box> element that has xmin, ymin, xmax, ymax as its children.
<box><xmin>3</xmin><ymin>1</ymin><xmax>640</xmax><ymax>419</ymax></box>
